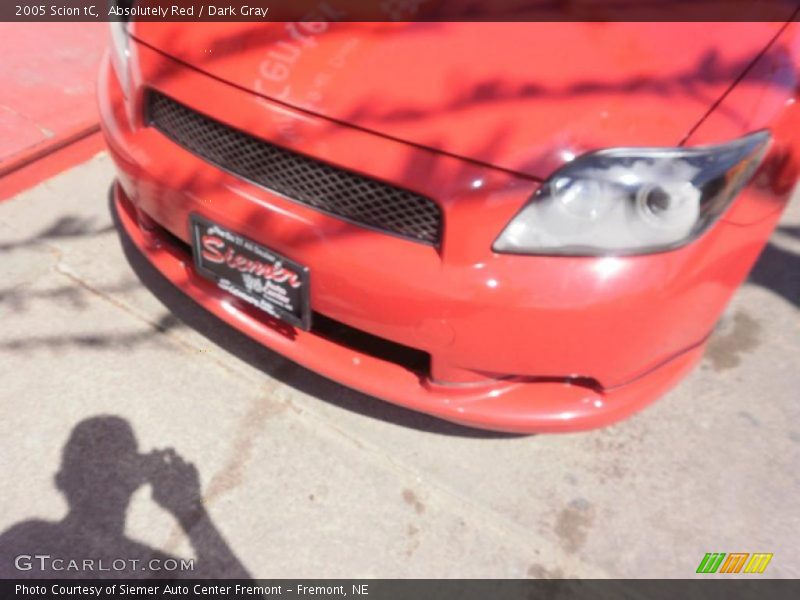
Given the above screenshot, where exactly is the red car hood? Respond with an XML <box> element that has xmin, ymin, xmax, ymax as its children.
<box><xmin>132</xmin><ymin>22</ymin><xmax>785</xmax><ymax>179</ymax></box>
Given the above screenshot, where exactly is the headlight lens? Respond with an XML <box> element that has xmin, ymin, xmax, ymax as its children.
<box><xmin>493</xmin><ymin>131</ymin><xmax>770</xmax><ymax>256</ymax></box>
<box><xmin>109</xmin><ymin>19</ymin><xmax>130</xmax><ymax>97</ymax></box>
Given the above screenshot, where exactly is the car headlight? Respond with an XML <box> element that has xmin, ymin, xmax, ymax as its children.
<box><xmin>109</xmin><ymin>3</ymin><xmax>132</xmax><ymax>97</ymax></box>
<box><xmin>493</xmin><ymin>131</ymin><xmax>771</xmax><ymax>256</ymax></box>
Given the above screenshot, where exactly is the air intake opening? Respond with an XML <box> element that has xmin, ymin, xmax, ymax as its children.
<box><xmin>311</xmin><ymin>313</ymin><xmax>431</xmax><ymax>376</ymax></box>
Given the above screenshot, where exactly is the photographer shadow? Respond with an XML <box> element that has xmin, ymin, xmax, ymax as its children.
<box><xmin>0</xmin><ymin>415</ymin><xmax>250</xmax><ymax>579</ymax></box>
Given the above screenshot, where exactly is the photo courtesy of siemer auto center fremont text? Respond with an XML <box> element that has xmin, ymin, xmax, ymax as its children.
<box><xmin>0</xmin><ymin>0</ymin><xmax>798</xmax><ymax>598</ymax></box>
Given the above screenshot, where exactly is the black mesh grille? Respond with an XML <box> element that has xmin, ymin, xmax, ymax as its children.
<box><xmin>147</xmin><ymin>91</ymin><xmax>442</xmax><ymax>245</ymax></box>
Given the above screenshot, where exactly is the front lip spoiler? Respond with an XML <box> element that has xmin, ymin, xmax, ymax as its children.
<box><xmin>114</xmin><ymin>182</ymin><xmax>706</xmax><ymax>434</ymax></box>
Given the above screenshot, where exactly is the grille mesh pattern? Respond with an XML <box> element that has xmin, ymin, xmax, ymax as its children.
<box><xmin>147</xmin><ymin>91</ymin><xmax>442</xmax><ymax>245</ymax></box>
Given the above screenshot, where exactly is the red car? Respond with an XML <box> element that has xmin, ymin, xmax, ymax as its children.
<box><xmin>100</xmin><ymin>19</ymin><xmax>800</xmax><ymax>433</ymax></box>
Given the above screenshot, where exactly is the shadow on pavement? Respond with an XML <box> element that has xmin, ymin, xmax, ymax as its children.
<box><xmin>747</xmin><ymin>228</ymin><xmax>800</xmax><ymax>309</ymax></box>
<box><xmin>0</xmin><ymin>416</ymin><xmax>251</xmax><ymax>579</ymax></box>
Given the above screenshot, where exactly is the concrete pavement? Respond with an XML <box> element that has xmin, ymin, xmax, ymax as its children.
<box><xmin>0</xmin><ymin>22</ymin><xmax>105</xmax><ymax>166</ymax></box>
<box><xmin>0</xmin><ymin>153</ymin><xmax>798</xmax><ymax>578</ymax></box>
<box><xmin>0</xmin><ymin>23</ymin><xmax>106</xmax><ymax>201</ymax></box>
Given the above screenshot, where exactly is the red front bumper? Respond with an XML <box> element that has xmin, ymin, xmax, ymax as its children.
<box><xmin>100</xmin><ymin>43</ymin><xmax>790</xmax><ymax>433</ymax></box>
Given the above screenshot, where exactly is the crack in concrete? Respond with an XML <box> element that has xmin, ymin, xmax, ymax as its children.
<box><xmin>0</xmin><ymin>103</ymin><xmax>55</xmax><ymax>139</ymax></box>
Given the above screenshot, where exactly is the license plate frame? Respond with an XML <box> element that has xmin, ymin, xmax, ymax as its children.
<box><xmin>189</xmin><ymin>214</ymin><xmax>311</xmax><ymax>330</ymax></box>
